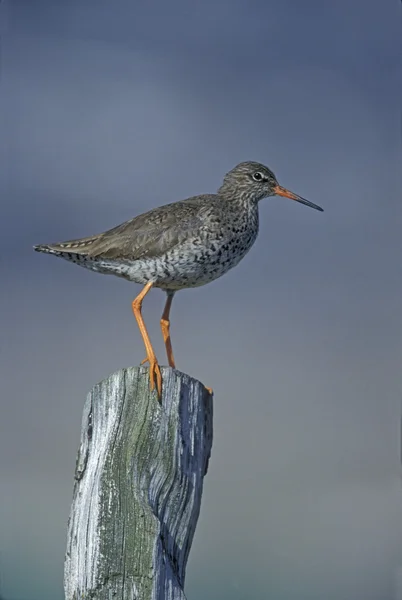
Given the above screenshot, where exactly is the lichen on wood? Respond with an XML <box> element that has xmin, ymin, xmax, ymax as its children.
<box><xmin>64</xmin><ymin>366</ymin><xmax>213</xmax><ymax>600</ymax></box>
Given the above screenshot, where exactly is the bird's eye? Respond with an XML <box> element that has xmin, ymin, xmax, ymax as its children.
<box><xmin>253</xmin><ymin>172</ymin><xmax>263</xmax><ymax>181</ymax></box>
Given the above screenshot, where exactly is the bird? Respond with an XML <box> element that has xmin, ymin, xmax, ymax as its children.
<box><xmin>34</xmin><ymin>161</ymin><xmax>323</xmax><ymax>399</ymax></box>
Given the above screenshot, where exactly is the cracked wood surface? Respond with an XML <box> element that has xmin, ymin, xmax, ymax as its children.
<box><xmin>64</xmin><ymin>366</ymin><xmax>213</xmax><ymax>600</ymax></box>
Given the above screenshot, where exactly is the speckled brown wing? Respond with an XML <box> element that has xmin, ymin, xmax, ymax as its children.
<box><xmin>41</xmin><ymin>195</ymin><xmax>217</xmax><ymax>261</ymax></box>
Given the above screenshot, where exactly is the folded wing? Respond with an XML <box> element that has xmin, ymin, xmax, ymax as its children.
<box><xmin>38</xmin><ymin>195</ymin><xmax>215</xmax><ymax>261</ymax></box>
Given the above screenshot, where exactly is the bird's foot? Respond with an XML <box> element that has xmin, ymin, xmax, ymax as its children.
<box><xmin>141</xmin><ymin>358</ymin><xmax>211</xmax><ymax>396</ymax></box>
<box><xmin>140</xmin><ymin>358</ymin><xmax>162</xmax><ymax>400</ymax></box>
<box><xmin>139</xmin><ymin>357</ymin><xmax>162</xmax><ymax>399</ymax></box>
<box><xmin>149</xmin><ymin>358</ymin><xmax>163</xmax><ymax>400</ymax></box>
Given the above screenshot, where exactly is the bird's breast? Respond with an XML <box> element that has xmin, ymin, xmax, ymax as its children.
<box><xmin>161</xmin><ymin>207</ymin><xmax>259</xmax><ymax>287</ymax></box>
<box><xmin>125</xmin><ymin>204</ymin><xmax>260</xmax><ymax>290</ymax></box>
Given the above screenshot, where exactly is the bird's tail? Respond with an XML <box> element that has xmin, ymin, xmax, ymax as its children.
<box><xmin>33</xmin><ymin>232</ymin><xmax>102</xmax><ymax>256</ymax></box>
<box><xmin>33</xmin><ymin>243</ymin><xmax>95</xmax><ymax>269</ymax></box>
<box><xmin>33</xmin><ymin>244</ymin><xmax>62</xmax><ymax>256</ymax></box>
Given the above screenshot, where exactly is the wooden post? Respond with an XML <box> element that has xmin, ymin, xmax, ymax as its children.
<box><xmin>64</xmin><ymin>366</ymin><xmax>213</xmax><ymax>600</ymax></box>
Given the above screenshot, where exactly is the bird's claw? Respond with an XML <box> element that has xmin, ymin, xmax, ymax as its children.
<box><xmin>142</xmin><ymin>358</ymin><xmax>210</xmax><ymax>397</ymax></box>
<box><xmin>148</xmin><ymin>358</ymin><xmax>162</xmax><ymax>401</ymax></box>
<box><xmin>140</xmin><ymin>357</ymin><xmax>162</xmax><ymax>399</ymax></box>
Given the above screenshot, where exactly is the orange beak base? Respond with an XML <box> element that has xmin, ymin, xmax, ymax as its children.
<box><xmin>273</xmin><ymin>185</ymin><xmax>323</xmax><ymax>212</ymax></box>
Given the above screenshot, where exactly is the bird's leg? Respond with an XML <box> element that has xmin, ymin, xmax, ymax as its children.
<box><xmin>138</xmin><ymin>289</ymin><xmax>213</xmax><ymax>396</ymax></box>
<box><xmin>132</xmin><ymin>282</ymin><xmax>162</xmax><ymax>399</ymax></box>
<box><xmin>160</xmin><ymin>291</ymin><xmax>176</xmax><ymax>368</ymax></box>
<box><xmin>160</xmin><ymin>292</ymin><xmax>213</xmax><ymax>395</ymax></box>
<box><xmin>140</xmin><ymin>291</ymin><xmax>176</xmax><ymax>367</ymax></box>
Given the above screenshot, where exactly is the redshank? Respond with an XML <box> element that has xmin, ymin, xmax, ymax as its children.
<box><xmin>34</xmin><ymin>161</ymin><xmax>323</xmax><ymax>399</ymax></box>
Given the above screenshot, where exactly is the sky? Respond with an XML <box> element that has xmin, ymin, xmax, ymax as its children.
<box><xmin>1</xmin><ymin>0</ymin><xmax>402</xmax><ymax>598</ymax></box>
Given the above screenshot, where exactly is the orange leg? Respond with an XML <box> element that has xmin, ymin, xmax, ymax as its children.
<box><xmin>141</xmin><ymin>292</ymin><xmax>176</xmax><ymax>367</ymax></box>
<box><xmin>160</xmin><ymin>292</ymin><xmax>176</xmax><ymax>368</ymax></box>
<box><xmin>132</xmin><ymin>282</ymin><xmax>162</xmax><ymax>399</ymax></box>
<box><xmin>160</xmin><ymin>291</ymin><xmax>213</xmax><ymax>395</ymax></box>
<box><xmin>138</xmin><ymin>289</ymin><xmax>213</xmax><ymax>396</ymax></box>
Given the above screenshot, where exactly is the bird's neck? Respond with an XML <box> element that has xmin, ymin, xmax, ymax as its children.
<box><xmin>218</xmin><ymin>183</ymin><xmax>258</xmax><ymax>207</ymax></box>
<box><xmin>218</xmin><ymin>188</ymin><xmax>260</xmax><ymax>230</ymax></box>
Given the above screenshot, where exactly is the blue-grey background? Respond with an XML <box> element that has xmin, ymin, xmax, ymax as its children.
<box><xmin>1</xmin><ymin>1</ymin><xmax>402</xmax><ymax>599</ymax></box>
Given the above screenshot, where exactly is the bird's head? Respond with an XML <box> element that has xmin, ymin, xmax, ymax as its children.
<box><xmin>219</xmin><ymin>161</ymin><xmax>323</xmax><ymax>212</ymax></box>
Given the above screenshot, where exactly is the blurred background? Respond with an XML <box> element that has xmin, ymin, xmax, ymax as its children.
<box><xmin>1</xmin><ymin>1</ymin><xmax>402</xmax><ymax>599</ymax></box>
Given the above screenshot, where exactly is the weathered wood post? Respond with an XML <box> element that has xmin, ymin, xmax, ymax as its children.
<box><xmin>64</xmin><ymin>366</ymin><xmax>213</xmax><ymax>600</ymax></box>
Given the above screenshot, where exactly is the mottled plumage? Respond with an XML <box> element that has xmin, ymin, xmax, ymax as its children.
<box><xmin>34</xmin><ymin>161</ymin><xmax>323</xmax><ymax>398</ymax></box>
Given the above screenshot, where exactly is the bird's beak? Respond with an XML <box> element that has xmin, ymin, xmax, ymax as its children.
<box><xmin>273</xmin><ymin>185</ymin><xmax>323</xmax><ymax>212</ymax></box>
